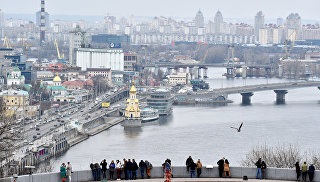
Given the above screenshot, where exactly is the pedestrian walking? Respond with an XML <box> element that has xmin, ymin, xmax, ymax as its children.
<box><xmin>116</xmin><ymin>160</ymin><xmax>122</xmax><ymax>180</ymax></box>
<box><xmin>109</xmin><ymin>160</ymin><xmax>116</xmax><ymax>180</ymax></box>
<box><xmin>295</xmin><ymin>161</ymin><xmax>301</xmax><ymax>181</ymax></box>
<box><xmin>255</xmin><ymin>158</ymin><xmax>262</xmax><ymax>179</ymax></box>
<box><xmin>301</xmin><ymin>162</ymin><xmax>308</xmax><ymax>182</ymax></box>
<box><xmin>66</xmin><ymin>162</ymin><xmax>73</xmax><ymax>182</ymax></box>
<box><xmin>217</xmin><ymin>157</ymin><xmax>225</xmax><ymax>178</ymax></box>
<box><xmin>261</xmin><ymin>161</ymin><xmax>267</xmax><ymax>179</ymax></box>
<box><xmin>60</xmin><ymin>163</ymin><xmax>67</xmax><ymax>182</ymax></box>
<box><xmin>196</xmin><ymin>159</ymin><xmax>202</xmax><ymax>178</ymax></box>
<box><xmin>308</xmin><ymin>164</ymin><xmax>315</xmax><ymax>182</ymax></box>
<box><xmin>100</xmin><ymin>159</ymin><xmax>107</xmax><ymax>179</ymax></box>
<box><xmin>139</xmin><ymin>160</ymin><xmax>146</xmax><ymax>179</ymax></box>
<box><xmin>224</xmin><ymin>159</ymin><xmax>230</xmax><ymax>177</ymax></box>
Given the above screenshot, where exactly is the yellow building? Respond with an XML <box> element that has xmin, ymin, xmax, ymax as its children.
<box><xmin>0</xmin><ymin>88</ymin><xmax>29</xmax><ymax>116</ymax></box>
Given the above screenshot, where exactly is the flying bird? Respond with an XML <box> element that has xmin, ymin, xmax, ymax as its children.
<box><xmin>230</xmin><ymin>122</ymin><xmax>243</xmax><ymax>132</ymax></box>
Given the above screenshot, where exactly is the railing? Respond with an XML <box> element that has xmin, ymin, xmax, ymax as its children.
<box><xmin>1</xmin><ymin>166</ymin><xmax>319</xmax><ymax>182</ymax></box>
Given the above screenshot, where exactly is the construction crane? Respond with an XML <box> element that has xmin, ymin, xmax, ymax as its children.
<box><xmin>54</xmin><ymin>39</ymin><xmax>64</xmax><ymax>59</ymax></box>
<box><xmin>283</xmin><ymin>30</ymin><xmax>296</xmax><ymax>59</ymax></box>
<box><xmin>54</xmin><ymin>39</ymin><xmax>66</xmax><ymax>63</ymax></box>
<box><xmin>3</xmin><ymin>36</ymin><xmax>12</xmax><ymax>48</ymax></box>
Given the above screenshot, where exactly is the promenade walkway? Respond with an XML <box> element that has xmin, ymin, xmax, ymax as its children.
<box><xmin>87</xmin><ymin>178</ymin><xmax>295</xmax><ymax>182</ymax></box>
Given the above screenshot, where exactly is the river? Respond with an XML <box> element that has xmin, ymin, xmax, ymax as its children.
<box><xmin>52</xmin><ymin>67</ymin><xmax>320</xmax><ymax>171</ymax></box>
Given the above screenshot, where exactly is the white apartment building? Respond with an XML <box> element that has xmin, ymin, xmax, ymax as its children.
<box><xmin>75</xmin><ymin>48</ymin><xmax>124</xmax><ymax>71</ymax></box>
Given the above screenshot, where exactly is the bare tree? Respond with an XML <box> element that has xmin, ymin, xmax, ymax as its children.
<box><xmin>0</xmin><ymin>97</ymin><xmax>23</xmax><ymax>177</ymax></box>
<box><xmin>241</xmin><ymin>144</ymin><xmax>320</xmax><ymax>169</ymax></box>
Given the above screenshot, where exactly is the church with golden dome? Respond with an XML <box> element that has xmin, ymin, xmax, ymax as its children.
<box><xmin>123</xmin><ymin>80</ymin><xmax>141</xmax><ymax>127</ymax></box>
<box><xmin>46</xmin><ymin>73</ymin><xmax>68</xmax><ymax>102</ymax></box>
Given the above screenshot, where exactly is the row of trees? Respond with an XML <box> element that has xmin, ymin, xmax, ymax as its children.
<box><xmin>241</xmin><ymin>144</ymin><xmax>320</xmax><ymax>169</ymax></box>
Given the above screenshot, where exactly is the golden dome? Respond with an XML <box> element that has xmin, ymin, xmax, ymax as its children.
<box><xmin>53</xmin><ymin>74</ymin><xmax>61</xmax><ymax>82</ymax></box>
<box><xmin>129</xmin><ymin>80</ymin><xmax>137</xmax><ymax>93</ymax></box>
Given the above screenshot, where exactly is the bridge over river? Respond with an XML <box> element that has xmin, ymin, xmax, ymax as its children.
<box><xmin>175</xmin><ymin>81</ymin><xmax>320</xmax><ymax>105</ymax></box>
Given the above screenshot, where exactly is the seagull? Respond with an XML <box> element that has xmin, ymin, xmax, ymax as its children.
<box><xmin>230</xmin><ymin>122</ymin><xmax>243</xmax><ymax>132</ymax></box>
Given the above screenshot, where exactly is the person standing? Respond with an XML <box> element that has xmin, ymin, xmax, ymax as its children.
<box><xmin>123</xmin><ymin>158</ymin><xmax>128</xmax><ymax>180</ymax></box>
<box><xmin>139</xmin><ymin>160</ymin><xmax>146</xmax><ymax>179</ymax></box>
<box><xmin>295</xmin><ymin>161</ymin><xmax>301</xmax><ymax>181</ymax></box>
<box><xmin>66</xmin><ymin>162</ymin><xmax>72</xmax><ymax>182</ymax></box>
<box><xmin>60</xmin><ymin>163</ymin><xmax>67</xmax><ymax>182</ymax></box>
<box><xmin>132</xmin><ymin>159</ymin><xmax>139</xmax><ymax>180</ymax></box>
<box><xmin>145</xmin><ymin>160</ymin><xmax>153</xmax><ymax>179</ymax></box>
<box><xmin>185</xmin><ymin>156</ymin><xmax>193</xmax><ymax>172</ymax></box>
<box><xmin>255</xmin><ymin>158</ymin><xmax>262</xmax><ymax>179</ymax></box>
<box><xmin>164</xmin><ymin>160</ymin><xmax>172</xmax><ymax>182</ymax></box>
<box><xmin>100</xmin><ymin>159</ymin><xmax>107</xmax><ymax>179</ymax></box>
<box><xmin>90</xmin><ymin>163</ymin><xmax>97</xmax><ymax>181</ymax></box>
<box><xmin>308</xmin><ymin>164</ymin><xmax>315</xmax><ymax>182</ymax></box>
<box><xmin>116</xmin><ymin>160</ymin><xmax>122</xmax><ymax>180</ymax></box>
<box><xmin>189</xmin><ymin>159</ymin><xmax>197</xmax><ymax>178</ymax></box>
<box><xmin>196</xmin><ymin>159</ymin><xmax>202</xmax><ymax>178</ymax></box>
<box><xmin>261</xmin><ymin>161</ymin><xmax>267</xmax><ymax>179</ymax></box>
<box><xmin>224</xmin><ymin>159</ymin><xmax>230</xmax><ymax>177</ymax></box>
<box><xmin>301</xmin><ymin>162</ymin><xmax>308</xmax><ymax>182</ymax></box>
<box><xmin>126</xmin><ymin>159</ymin><xmax>133</xmax><ymax>180</ymax></box>
<box><xmin>217</xmin><ymin>157</ymin><xmax>225</xmax><ymax>177</ymax></box>
<box><xmin>109</xmin><ymin>160</ymin><xmax>116</xmax><ymax>180</ymax></box>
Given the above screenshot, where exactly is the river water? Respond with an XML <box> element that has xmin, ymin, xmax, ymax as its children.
<box><xmin>52</xmin><ymin>67</ymin><xmax>320</xmax><ymax>171</ymax></box>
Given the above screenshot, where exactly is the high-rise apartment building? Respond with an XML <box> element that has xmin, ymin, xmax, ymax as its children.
<box><xmin>214</xmin><ymin>10</ymin><xmax>223</xmax><ymax>34</ymax></box>
<box><xmin>195</xmin><ymin>10</ymin><xmax>204</xmax><ymax>28</ymax></box>
<box><xmin>254</xmin><ymin>11</ymin><xmax>264</xmax><ymax>42</ymax></box>
<box><xmin>0</xmin><ymin>9</ymin><xmax>4</xmax><ymax>39</ymax></box>
<box><xmin>69</xmin><ymin>26</ymin><xmax>86</xmax><ymax>65</ymax></box>
<box><xmin>286</xmin><ymin>13</ymin><xmax>301</xmax><ymax>40</ymax></box>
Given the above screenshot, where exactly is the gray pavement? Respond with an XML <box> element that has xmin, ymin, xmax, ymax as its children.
<box><xmin>87</xmin><ymin>178</ymin><xmax>296</xmax><ymax>182</ymax></box>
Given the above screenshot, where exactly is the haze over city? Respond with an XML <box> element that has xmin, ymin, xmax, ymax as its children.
<box><xmin>1</xmin><ymin>0</ymin><xmax>320</xmax><ymax>22</ymax></box>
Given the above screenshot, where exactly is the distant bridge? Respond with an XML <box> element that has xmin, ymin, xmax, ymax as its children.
<box><xmin>176</xmin><ymin>81</ymin><xmax>320</xmax><ymax>105</ymax></box>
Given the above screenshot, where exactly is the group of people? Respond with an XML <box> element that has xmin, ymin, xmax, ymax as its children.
<box><xmin>60</xmin><ymin>162</ymin><xmax>72</xmax><ymax>182</ymax></box>
<box><xmin>295</xmin><ymin>161</ymin><xmax>316</xmax><ymax>182</ymax></box>
<box><xmin>217</xmin><ymin>157</ymin><xmax>231</xmax><ymax>178</ymax></box>
<box><xmin>89</xmin><ymin>158</ymin><xmax>153</xmax><ymax>181</ymax></box>
<box><xmin>255</xmin><ymin>158</ymin><xmax>267</xmax><ymax>179</ymax></box>
<box><xmin>185</xmin><ymin>156</ymin><xmax>203</xmax><ymax>178</ymax></box>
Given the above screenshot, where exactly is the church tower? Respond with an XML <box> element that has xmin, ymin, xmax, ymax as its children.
<box><xmin>124</xmin><ymin>81</ymin><xmax>141</xmax><ymax>127</ymax></box>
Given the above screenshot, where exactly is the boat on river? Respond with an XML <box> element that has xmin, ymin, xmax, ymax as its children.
<box><xmin>141</xmin><ymin>107</ymin><xmax>159</xmax><ymax>123</ymax></box>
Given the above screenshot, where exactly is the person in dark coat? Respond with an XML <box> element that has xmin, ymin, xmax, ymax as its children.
<box><xmin>100</xmin><ymin>159</ymin><xmax>107</xmax><ymax>179</ymax></box>
<box><xmin>109</xmin><ymin>160</ymin><xmax>116</xmax><ymax>180</ymax></box>
<box><xmin>126</xmin><ymin>159</ymin><xmax>133</xmax><ymax>180</ymax></box>
<box><xmin>95</xmin><ymin>163</ymin><xmax>101</xmax><ymax>181</ymax></box>
<box><xmin>139</xmin><ymin>160</ymin><xmax>146</xmax><ymax>179</ymax></box>
<box><xmin>185</xmin><ymin>156</ymin><xmax>193</xmax><ymax>172</ymax></box>
<box><xmin>255</xmin><ymin>158</ymin><xmax>262</xmax><ymax>179</ymax></box>
<box><xmin>295</xmin><ymin>161</ymin><xmax>301</xmax><ymax>181</ymax></box>
<box><xmin>132</xmin><ymin>159</ymin><xmax>139</xmax><ymax>180</ymax></box>
<box><xmin>189</xmin><ymin>159</ymin><xmax>197</xmax><ymax>178</ymax></box>
<box><xmin>261</xmin><ymin>161</ymin><xmax>267</xmax><ymax>179</ymax></box>
<box><xmin>90</xmin><ymin>163</ymin><xmax>97</xmax><ymax>181</ymax></box>
<box><xmin>217</xmin><ymin>157</ymin><xmax>225</xmax><ymax>177</ymax></box>
<box><xmin>308</xmin><ymin>164</ymin><xmax>315</xmax><ymax>182</ymax></box>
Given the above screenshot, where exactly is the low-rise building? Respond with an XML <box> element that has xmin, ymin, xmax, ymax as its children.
<box><xmin>168</xmin><ymin>72</ymin><xmax>188</xmax><ymax>85</ymax></box>
<box><xmin>7</xmin><ymin>67</ymin><xmax>25</xmax><ymax>86</ymax></box>
<box><xmin>0</xmin><ymin>88</ymin><xmax>29</xmax><ymax>116</ymax></box>
<box><xmin>86</xmin><ymin>68</ymin><xmax>112</xmax><ymax>86</ymax></box>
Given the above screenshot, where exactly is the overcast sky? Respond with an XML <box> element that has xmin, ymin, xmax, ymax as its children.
<box><xmin>1</xmin><ymin>0</ymin><xmax>319</xmax><ymax>22</ymax></box>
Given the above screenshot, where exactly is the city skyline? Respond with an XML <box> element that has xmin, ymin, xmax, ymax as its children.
<box><xmin>1</xmin><ymin>0</ymin><xmax>320</xmax><ymax>22</ymax></box>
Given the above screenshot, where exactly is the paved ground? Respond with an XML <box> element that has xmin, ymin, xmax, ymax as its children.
<box><xmin>87</xmin><ymin>178</ymin><xmax>295</xmax><ymax>182</ymax></box>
